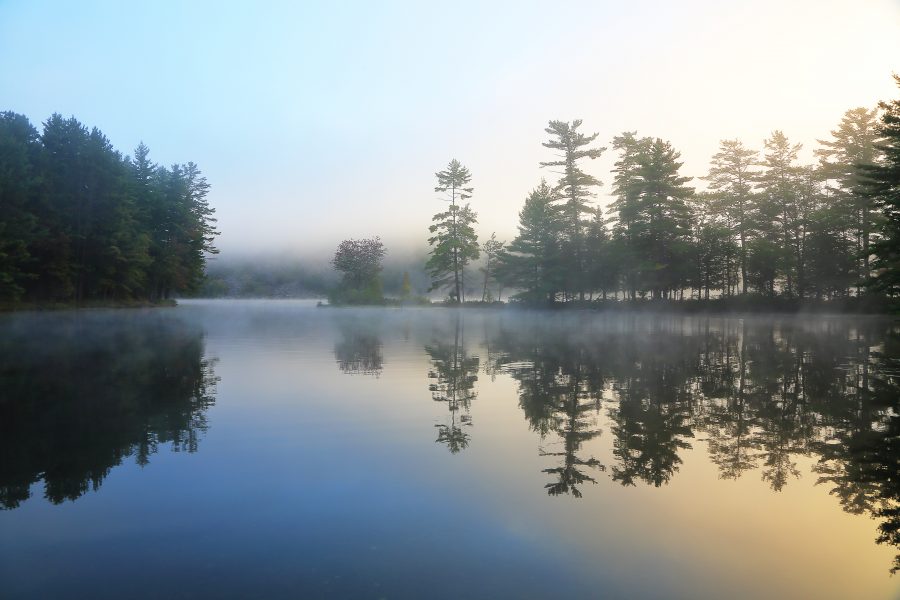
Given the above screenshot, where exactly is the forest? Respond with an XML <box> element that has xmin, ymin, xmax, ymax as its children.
<box><xmin>2</xmin><ymin>77</ymin><xmax>900</xmax><ymax>310</ymax></box>
<box><xmin>0</xmin><ymin>112</ymin><xmax>218</xmax><ymax>306</ymax></box>
<box><xmin>335</xmin><ymin>75</ymin><xmax>900</xmax><ymax>309</ymax></box>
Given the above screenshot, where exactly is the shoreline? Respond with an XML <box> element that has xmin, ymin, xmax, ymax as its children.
<box><xmin>0</xmin><ymin>299</ymin><xmax>178</xmax><ymax>313</ymax></box>
<box><xmin>4</xmin><ymin>296</ymin><xmax>894</xmax><ymax>316</ymax></box>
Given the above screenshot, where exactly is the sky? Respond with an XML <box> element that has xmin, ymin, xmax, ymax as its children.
<box><xmin>2</xmin><ymin>0</ymin><xmax>899</xmax><ymax>259</ymax></box>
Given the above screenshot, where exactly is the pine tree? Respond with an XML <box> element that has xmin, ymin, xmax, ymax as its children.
<box><xmin>540</xmin><ymin>120</ymin><xmax>605</xmax><ymax>300</ymax></box>
<box><xmin>817</xmin><ymin>107</ymin><xmax>883</xmax><ymax>290</ymax></box>
<box><xmin>584</xmin><ymin>206</ymin><xmax>619</xmax><ymax>299</ymax></box>
<box><xmin>479</xmin><ymin>233</ymin><xmax>504</xmax><ymax>302</ymax></box>
<box><xmin>610</xmin><ymin>134</ymin><xmax>694</xmax><ymax>298</ymax></box>
<box><xmin>703</xmin><ymin>139</ymin><xmax>759</xmax><ymax>293</ymax></box>
<box><xmin>0</xmin><ymin>112</ymin><xmax>40</xmax><ymax>301</ymax></box>
<box><xmin>756</xmin><ymin>131</ymin><xmax>804</xmax><ymax>296</ymax></box>
<box><xmin>609</xmin><ymin>132</ymin><xmax>652</xmax><ymax>299</ymax></box>
<box><xmin>0</xmin><ymin>113</ymin><xmax>216</xmax><ymax>305</ymax></box>
<box><xmin>497</xmin><ymin>180</ymin><xmax>564</xmax><ymax>304</ymax></box>
<box><xmin>426</xmin><ymin>159</ymin><xmax>479</xmax><ymax>303</ymax></box>
<box><xmin>862</xmin><ymin>75</ymin><xmax>900</xmax><ymax>297</ymax></box>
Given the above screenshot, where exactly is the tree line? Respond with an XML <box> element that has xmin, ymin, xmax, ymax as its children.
<box><xmin>423</xmin><ymin>76</ymin><xmax>900</xmax><ymax>305</ymax></box>
<box><xmin>0</xmin><ymin>112</ymin><xmax>218</xmax><ymax>305</ymax></box>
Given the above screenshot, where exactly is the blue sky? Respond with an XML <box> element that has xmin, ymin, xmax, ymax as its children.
<box><xmin>2</xmin><ymin>0</ymin><xmax>899</xmax><ymax>257</ymax></box>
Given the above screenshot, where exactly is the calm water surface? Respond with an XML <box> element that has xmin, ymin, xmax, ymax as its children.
<box><xmin>1</xmin><ymin>300</ymin><xmax>898</xmax><ymax>599</ymax></box>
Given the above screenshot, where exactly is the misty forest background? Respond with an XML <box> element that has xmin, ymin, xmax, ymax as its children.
<box><xmin>1</xmin><ymin>75</ymin><xmax>900</xmax><ymax>308</ymax></box>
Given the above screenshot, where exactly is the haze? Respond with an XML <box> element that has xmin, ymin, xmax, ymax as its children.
<box><xmin>2</xmin><ymin>0</ymin><xmax>898</xmax><ymax>259</ymax></box>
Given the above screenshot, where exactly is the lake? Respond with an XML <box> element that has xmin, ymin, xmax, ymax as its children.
<box><xmin>1</xmin><ymin>300</ymin><xmax>898</xmax><ymax>599</ymax></box>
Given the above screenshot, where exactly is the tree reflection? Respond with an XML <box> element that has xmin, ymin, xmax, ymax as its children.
<box><xmin>334</xmin><ymin>320</ymin><xmax>384</xmax><ymax>376</ymax></box>
<box><xmin>607</xmin><ymin>324</ymin><xmax>696</xmax><ymax>487</ymax></box>
<box><xmin>0</xmin><ymin>313</ymin><xmax>217</xmax><ymax>509</ymax></box>
<box><xmin>811</xmin><ymin>327</ymin><xmax>900</xmax><ymax>573</ymax></box>
<box><xmin>493</xmin><ymin>321</ymin><xmax>606</xmax><ymax>497</ymax></box>
<box><xmin>426</xmin><ymin>316</ymin><xmax>479</xmax><ymax>454</ymax></box>
<box><xmin>486</xmin><ymin>314</ymin><xmax>899</xmax><ymax>570</ymax></box>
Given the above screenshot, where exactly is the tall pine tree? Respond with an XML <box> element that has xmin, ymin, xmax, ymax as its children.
<box><xmin>540</xmin><ymin>120</ymin><xmax>605</xmax><ymax>300</ymax></box>
<box><xmin>426</xmin><ymin>159</ymin><xmax>479</xmax><ymax>302</ymax></box>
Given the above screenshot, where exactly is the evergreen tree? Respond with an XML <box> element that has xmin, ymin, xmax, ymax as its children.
<box><xmin>609</xmin><ymin>132</ymin><xmax>652</xmax><ymax>299</ymax></box>
<box><xmin>479</xmin><ymin>232</ymin><xmax>504</xmax><ymax>302</ymax></box>
<box><xmin>0</xmin><ymin>112</ymin><xmax>40</xmax><ymax>301</ymax></box>
<box><xmin>863</xmin><ymin>75</ymin><xmax>900</xmax><ymax>297</ymax></box>
<box><xmin>540</xmin><ymin>120</ymin><xmax>605</xmax><ymax>300</ymax></box>
<box><xmin>426</xmin><ymin>159</ymin><xmax>479</xmax><ymax>302</ymax></box>
<box><xmin>0</xmin><ymin>112</ymin><xmax>217</xmax><ymax>305</ymax></box>
<box><xmin>816</xmin><ymin>107</ymin><xmax>883</xmax><ymax>290</ymax></box>
<box><xmin>585</xmin><ymin>206</ymin><xmax>618</xmax><ymax>299</ymax></box>
<box><xmin>497</xmin><ymin>180</ymin><xmax>564</xmax><ymax>303</ymax></box>
<box><xmin>756</xmin><ymin>131</ymin><xmax>804</xmax><ymax>296</ymax></box>
<box><xmin>703</xmin><ymin>139</ymin><xmax>759</xmax><ymax>293</ymax></box>
<box><xmin>610</xmin><ymin>134</ymin><xmax>694</xmax><ymax>298</ymax></box>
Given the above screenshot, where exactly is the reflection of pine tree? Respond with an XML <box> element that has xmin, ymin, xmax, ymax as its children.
<box><xmin>609</xmin><ymin>385</ymin><xmax>693</xmax><ymax>488</ymax></box>
<box><xmin>607</xmin><ymin>323</ymin><xmax>697</xmax><ymax>488</ymax></box>
<box><xmin>744</xmin><ymin>325</ymin><xmax>811</xmax><ymax>491</ymax></box>
<box><xmin>540</xmin><ymin>379</ymin><xmax>604</xmax><ymax>498</ymax></box>
<box><xmin>702</xmin><ymin>323</ymin><xmax>760</xmax><ymax>479</ymax></box>
<box><xmin>426</xmin><ymin>317</ymin><xmax>479</xmax><ymax>454</ymax></box>
<box><xmin>812</xmin><ymin>329</ymin><xmax>900</xmax><ymax>572</ymax></box>
<box><xmin>494</xmin><ymin>323</ymin><xmax>606</xmax><ymax>497</ymax></box>
<box><xmin>0</xmin><ymin>313</ymin><xmax>217</xmax><ymax>509</ymax></box>
<box><xmin>486</xmin><ymin>314</ymin><xmax>900</xmax><ymax>569</ymax></box>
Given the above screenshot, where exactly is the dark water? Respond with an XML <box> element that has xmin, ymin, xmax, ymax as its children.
<box><xmin>1</xmin><ymin>300</ymin><xmax>898</xmax><ymax>599</ymax></box>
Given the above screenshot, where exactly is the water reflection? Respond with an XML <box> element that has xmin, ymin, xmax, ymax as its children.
<box><xmin>333</xmin><ymin>318</ymin><xmax>384</xmax><ymax>376</ymax></box>
<box><xmin>490</xmin><ymin>315</ymin><xmax>900</xmax><ymax>571</ymax></box>
<box><xmin>426</xmin><ymin>316</ymin><xmax>479</xmax><ymax>454</ymax></box>
<box><xmin>489</xmin><ymin>326</ymin><xmax>606</xmax><ymax>497</ymax></box>
<box><xmin>329</xmin><ymin>313</ymin><xmax>899</xmax><ymax>572</ymax></box>
<box><xmin>0</xmin><ymin>312</ymin><xmax>218</xmax><ymax>509</ymax></box>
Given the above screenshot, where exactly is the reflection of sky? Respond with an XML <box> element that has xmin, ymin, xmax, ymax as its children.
<box><xmin>0</xmin><ymin>302</ymin><xmax>897</xmax><ymax>598</ymax></box>
<box><xmin>2</xmin><ymin>2</ymin><xmax>899</xmax><ymax>256</ymax></box>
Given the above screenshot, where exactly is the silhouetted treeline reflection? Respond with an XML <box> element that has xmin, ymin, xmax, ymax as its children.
<box><xmin>485</xmin><ymin>314</ymin><xmax>900</xmax><ymax>571</ymax></box>
<box><xmin>0</xmin><ymin>312</ymin><xmax>217</xmax><ymax>509</ymax></box>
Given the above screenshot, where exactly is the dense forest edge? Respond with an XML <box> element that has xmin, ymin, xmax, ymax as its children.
<box><xmin>327</xmin><ymin>75</ymin><xmax>900</xmax><ymax>312</ymax></box>
<box><xmin>0</xmin><ymin>113</ymin><xmax>217</xmax><ymax>309</ymax></box>
<box><xmin>2</xmin><ymin>75</ymin><xmax>900</xmax><ymax>312</ymax></box>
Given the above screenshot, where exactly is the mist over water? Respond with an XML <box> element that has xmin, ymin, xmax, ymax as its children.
<box><xmin>0</xmin><ymin>300</ymin><xmax>898</xmax><ymax>599</ymax></box>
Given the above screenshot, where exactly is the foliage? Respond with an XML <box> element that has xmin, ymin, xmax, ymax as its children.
<box><xmin>426</xmin><ymin>159</ymin><xmax>480</xmax><ymax>302</ymax></box>
<box><xmin>0</xmin><ymin>111</ymin><xmax>217</xmax><ymax>304</ymax></box>
<box><xmin>496</xmin><ymin>180</ymin><xmax>565</xmax><ymax>303</ymax></box>
<box><xmin>863</xmin><ymin>75</ymin><xmax>900</xmax><ymax>298</ymax></box>
<box><xmin>329</xmin><ymin>237</ymin><xmax>386</xmax><ymax>305</ymax></box>
<box><xmin>479</xmin><ymin>232</ymin><xmax>504</xmax><ymax>302</ymax></box>
<box><xmin>540</xmin><ymin>120</ymin><xmax>605</xmax><ymax>299</ymax></box>
<box><xmin>609</xmin><ymin>134</ymin><xmax>694</xmax><ymax>299</ymax></box>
